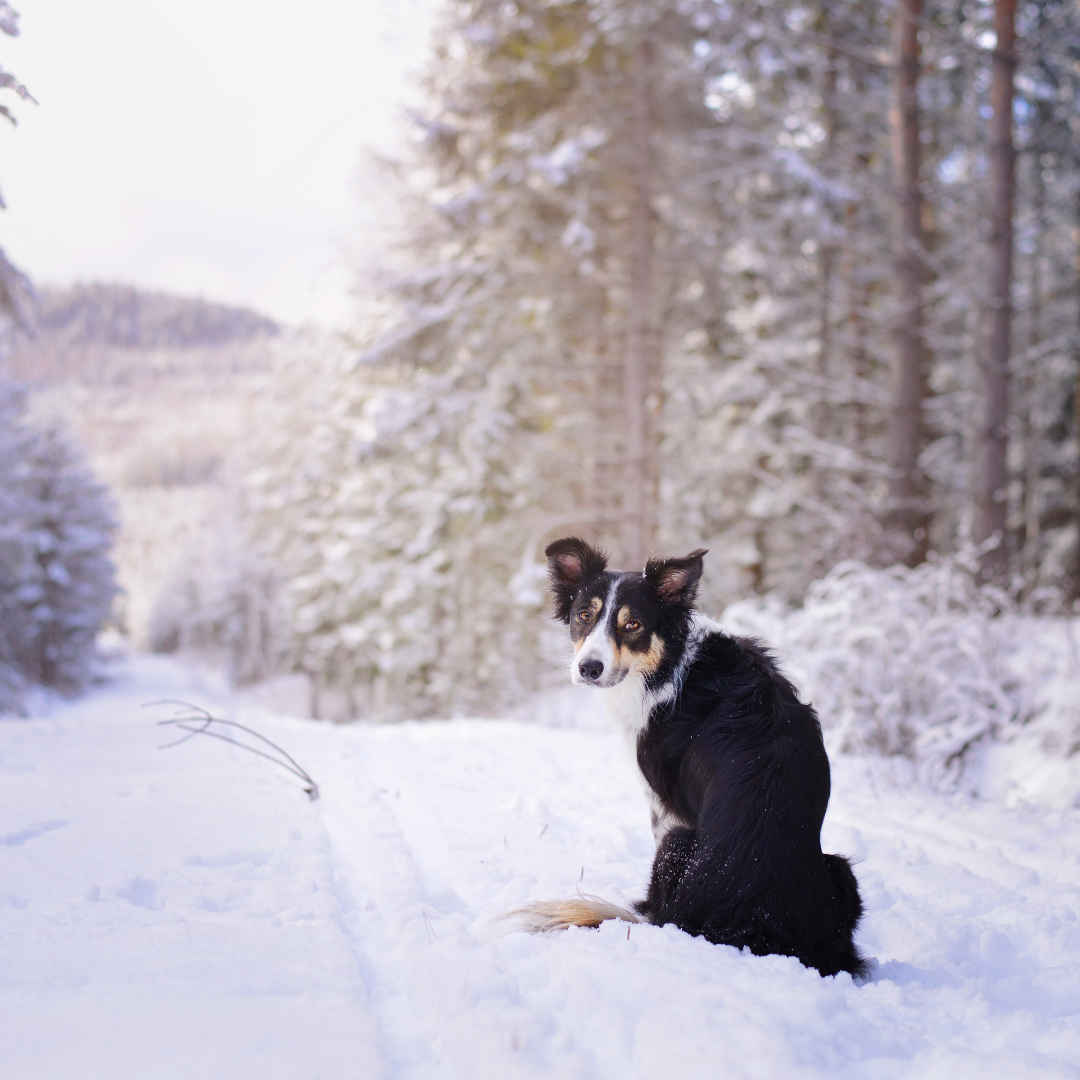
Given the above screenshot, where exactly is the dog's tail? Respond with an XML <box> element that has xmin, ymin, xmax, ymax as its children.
<box><xmin>485</xmin><ymin>894</ymin><xmax>642</xmax><ymax>937</ymax></box>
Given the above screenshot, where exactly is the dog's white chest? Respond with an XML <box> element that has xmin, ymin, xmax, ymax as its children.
<box><xmin>600</xmin><ymin>675</ymin><xmax>650</xmax><ymax>753</ymax></box>
<box><xmin>598</xmin><ymin>677</ymin><xmax>685</xmax><ymax>848</ymax></box>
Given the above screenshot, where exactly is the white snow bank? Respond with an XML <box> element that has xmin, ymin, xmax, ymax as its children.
<box><xmin>3</xmin><ymin>656</ymin><xmax>1080</xmax><ymax>1078</ymax></box>
<box><xmin>721</xmin><ymin>559</ymin><xmax>1080</xmax><ymax>805</ymax></box>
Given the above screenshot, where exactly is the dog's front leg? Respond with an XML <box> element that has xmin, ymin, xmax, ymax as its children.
<box><xmin>647</xmin><ymin>790</ymin><xmax>685</xmax><ymax>847</ymax></box>
<box><xmin>635</xmin><ymin>825</ymin><xmax>696</xmax><ymax>925</ymax></box>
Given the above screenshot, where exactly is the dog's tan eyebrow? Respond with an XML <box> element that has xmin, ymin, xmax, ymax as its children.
<box><xmin>588</xmin><ymin>596</ymin><xmax>603</xmax><ymax>614</ymax></box>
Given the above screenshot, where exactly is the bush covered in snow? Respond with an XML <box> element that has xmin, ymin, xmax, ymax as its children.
<box><xmin>720</xmin><ymin>556</ymin><xmax>1080</xmax><ymax>791</ymax></box>
<box><xmin>148</xmin><ymin>332</ymin><xmax>571</xmax><ymax>720</ymax></box>
<box><xmin>0</xmin><ymin>379</ymin><xmax>119</xmax><ymax>711</ymax></box>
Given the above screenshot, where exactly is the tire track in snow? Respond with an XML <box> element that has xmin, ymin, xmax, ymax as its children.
<box><xmin>314</xmin><ymin>726</ymin><xmax>597</xmax><ymax>1079</ymax></box>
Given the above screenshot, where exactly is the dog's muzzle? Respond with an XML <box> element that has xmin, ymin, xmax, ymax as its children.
<box><xmin>572</xmin><ymin>656</ymin><xmax>627</xmax><ymax>688</ymax></box>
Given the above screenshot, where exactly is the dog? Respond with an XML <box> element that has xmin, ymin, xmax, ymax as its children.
<box><xmin>498</xmin><ymin>536</ymin><xmax>867</xmax><ymax>979</ymax></box>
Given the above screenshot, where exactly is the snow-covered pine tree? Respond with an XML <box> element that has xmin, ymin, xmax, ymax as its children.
<box><xmin>1005</xmin><ymin>0</ymin><xmax>1080</xmax><ymax>595</ymax></box>
<box><xmin>664</xmin><ymin>0</ymin><xmax>1080</xmax><ymax>602</ymax></box>
<box><xmin>899</xmin><ymin>0</ymin><xmax>1080</xmax><ymax>595</ymax></box>
<box><xmin>0</xmin><ymin>1</ymin><xmax>35</xmax><ymax>333</ymax></box>
<box><xmin>167</xmin><ymin>0</ymin><xmax>772</xmax><ymax>718</ymax></box>
<box><xmin>0</xmin><ymin>379</ymin><xmax>118</xmax><ymax>707</ymax></box>
<box><xmin>161</xmin><ymin>0</ymin><xmax>1080</xmax><ymax>720</ymax></box>
<box><xmin>655</xmin><ymin>0</ymin><xmax>906</xmax><ymax>602</ymax></box>
<box><xmin>0</xmin><ymin>377</ymin><xmax>35</xmax><ymax>706</ymax></box>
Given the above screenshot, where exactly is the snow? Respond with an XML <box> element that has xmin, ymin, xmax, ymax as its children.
<box><xmin>3</xmin><ymin>655</ymin><xmax>1080</xmax><ymax>1079</ymax></box>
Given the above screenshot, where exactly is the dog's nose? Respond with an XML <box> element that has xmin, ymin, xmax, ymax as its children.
<box><xmin>579</xmin><ymin>658</ymin><xmax>604</xmax><ymax>682</ymax></box>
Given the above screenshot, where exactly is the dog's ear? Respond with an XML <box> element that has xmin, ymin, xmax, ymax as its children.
<box><xmin>645</xmin><ymin>549</ymin><xmax>707</xmax><ymax>607</ymax></box>
<box><xmin>544</xmin><ymin>537</ymin><xmax>608</xmax><ymax>622</ymax></box>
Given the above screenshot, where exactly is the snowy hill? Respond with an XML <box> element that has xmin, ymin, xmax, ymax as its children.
<box><xmin>6</xmin><ymin>283</ymin><xmax>278</xmax><ymax>383</ymax></box>
<box><xmin>1</xmin><ymin>283</ymin><xmax>291</xmax><ymax>650</ymax></box>
<box><xmin>3</xmin><ymin>655</ymin><xmax>1079</xmax><ymax>1079</ymax></box>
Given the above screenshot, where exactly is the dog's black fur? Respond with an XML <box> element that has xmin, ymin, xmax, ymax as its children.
<box><xmin>545</xmin><ymin>536</ymin><xmax>867</xmax><ymax>979</ymax></box>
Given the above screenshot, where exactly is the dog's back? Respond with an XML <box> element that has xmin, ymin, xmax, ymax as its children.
<box><xmin>635</xmin><ymin>628</ymin><xmax>867</xmax><ymax>978</ymax></box>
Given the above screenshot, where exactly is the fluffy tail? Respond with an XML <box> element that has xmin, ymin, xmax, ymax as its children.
<box><xmin>485</xmin><ymin>894</ymin><xmax>642</xmax><ymax>937</ymax></box>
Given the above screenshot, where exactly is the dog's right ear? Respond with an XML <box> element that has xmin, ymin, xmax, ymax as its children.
<box><xmin>544</xmin><ymin>537</ymin><xmax>608</xmax><ymax>622</ymax></box>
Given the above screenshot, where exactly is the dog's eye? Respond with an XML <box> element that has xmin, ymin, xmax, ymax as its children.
<box><xmin>625</xmin><ymin>620</ymin><xmax>641</xmax><ymax>631</ymax></box>
<box><xmin>577</xmin><ymin>610</ymin><xmax>592</xmax><ymax>621</ymax></box>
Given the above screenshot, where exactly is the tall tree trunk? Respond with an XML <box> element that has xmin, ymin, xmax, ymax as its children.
<box><xmin>1021</xmin><ymin>137</ymin><xmax>1046</xmax><ymax>586</ymax></box>
<box><xmin>888</xmin><ymin>0</ymin><xmax>928</xmax><ymax>566</ymax></box>
<box><xmin>1073</xmin><ymin>188</ymin><xmax>1080</xmax><ymax>600</ymax></box>
<box><xmin>974</xmin><ymin>0</ymin><xmax>1017</xmax><ymax>578</ymax></box>
<box><xmin>621</xmin><ymin>38</ymin><xmax>655</xmax><ymax>568</ymax></box>
<box><xmin>814</xmin><ymin>7</ymin><xmax>839</xmax><ymax>459</ymax></box>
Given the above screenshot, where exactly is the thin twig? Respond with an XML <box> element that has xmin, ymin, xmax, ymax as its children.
<box><xmin>144</xmin><ymin>700</ymin><xmax>320</xmax><ymax>800</ymax></box>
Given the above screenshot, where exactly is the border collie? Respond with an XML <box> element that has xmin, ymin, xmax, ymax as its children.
<box><xmin>499</xmin><ymin>536</ymin><xmax>867</xmax><ymax>979</ymax></box>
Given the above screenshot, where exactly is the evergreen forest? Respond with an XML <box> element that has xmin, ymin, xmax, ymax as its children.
<box><xmin>158</xmin><ymin>0</ymin><xmax>1080</xmax><ymax>721</ymax></box>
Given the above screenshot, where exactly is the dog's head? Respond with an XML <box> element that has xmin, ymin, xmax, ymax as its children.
<box><xmin>545</xmin><ymin>536</ymin><xmax>706</xmax><ymax>689</ymax></box>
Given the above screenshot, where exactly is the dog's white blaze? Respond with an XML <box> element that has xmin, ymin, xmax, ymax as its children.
<box><xmin>570</xmin><ymin>576</ymin><xmax>624</xmax><ymax>687</ymax></box>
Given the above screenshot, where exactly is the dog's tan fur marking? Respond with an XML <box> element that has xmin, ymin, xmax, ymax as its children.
<box><xmin>486</xmin><ymin>895</ymin><xmax>641</xmax><ymax>936</ymax></box>
<box><xmin>643</xmin><ymin>633</ymin><xmax>665</xmax><ymax>673</ymax></box>
<box><xmin>612</xmin><ymin>633</ymin><xmax>665</xmax><ymax>679</ymax></box>
<box><xmin>572</xmin><ymin>596</ymin><xmax>606</xmax><ymax>653</ymax></box>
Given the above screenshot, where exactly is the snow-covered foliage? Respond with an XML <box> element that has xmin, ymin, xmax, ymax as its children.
<box><xmin>149</xmin><ymin>332</ymin><xmax>569</xmax><ymax>719</ymax></box>
<box><xmin>0</xmin><ymin>378</ymin><xmax>118</xmax><ymax>710</ymax></box>
<box><xmin>0</xmin><ymin>2</ymin><xmax>35</xmax><ymax>332</ymax></box>
<box><xmin>144</xmin><ymin>0</ymin><xmax>1080</xmax><ymax>743</ymax></box>
<box><xmin>721</xmin><ymin>555</ymin><xmax>1080</xmax><ymax>791</ymax></box>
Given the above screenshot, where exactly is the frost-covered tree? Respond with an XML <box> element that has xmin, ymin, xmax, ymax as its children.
<box><xmin>159</xmin><ymin>2</ymin><xmax>746</xmax><ymax>718</ymax></box>
<box><xmin>162</xmin><ymin>0</ymin><xmax>1080</xmax><ymax>720</ymax></box>
<box><xmin>0</xmin><ymin>1</ymin><xmax>35</xmax><ymax>331</ymax></box>
<box><xmin>0</xmin><ymin>379</ymin><xmax>118</xmax><ymax>708</ymax></box>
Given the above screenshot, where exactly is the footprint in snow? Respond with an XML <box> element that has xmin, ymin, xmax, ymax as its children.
<box><xmin>116</xmin><ymin>875</ymin><xmax>162</xmax><ymax>911</ymax></box>
<box><xmin>0</xmin><ymin>819</ymin><xmax>69</xmax><ymax>846</ymax></box>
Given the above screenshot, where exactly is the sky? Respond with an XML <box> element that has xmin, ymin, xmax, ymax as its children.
<box><xmin>0</xmin><ymin>0</ymin><xmax>434</xmax><ymax>327</ymax></box>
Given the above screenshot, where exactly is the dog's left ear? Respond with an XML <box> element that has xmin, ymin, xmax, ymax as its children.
<box><xmin>645</xmin><ymin>549</ymin><xmax>707</xmax><ymax>606</ymax></box>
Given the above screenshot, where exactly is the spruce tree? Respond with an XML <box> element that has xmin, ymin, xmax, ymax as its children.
<box><xmin>0</xmin><ymin>380</ymin><xmax>118</xmax><ymax>707</ymax></box>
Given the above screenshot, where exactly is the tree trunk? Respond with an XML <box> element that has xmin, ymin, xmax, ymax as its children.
<box><xmin>1021</xmin><ymin>137</ymin><xmax>1046</xmax><ymax>587</ymax></box>
<box><xmin>1073</xmin><ymin>188</ymin><xmax>1080</xmax><ymax>600</ymax></box>
<box><xmin>888</xmin><ymin>0</ymin><xmax>928</xmax><ymax>566</ymax></box>
<box><xmin>974</xmin><ymin>0</ymin><xmax>1016</xmax><ymax>579</ymax></box>
<box><xmin>621</xmin><ymin>38</ymin><xmax>655</xmax><ymax>569</ymax></box>
<box><xmin>814</xmin><ymin>7</ymin><xmax>839</xmax><ymax>457</ymax></box>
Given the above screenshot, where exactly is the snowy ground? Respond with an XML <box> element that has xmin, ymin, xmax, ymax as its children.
<box><xmin>3</xmin><ymin>656</ymin><xmax>1080</xmax><ymax>1079</ymax></box>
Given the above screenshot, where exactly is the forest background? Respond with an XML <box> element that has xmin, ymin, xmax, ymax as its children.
<box><xmin>2</xmin><ymin>0</ymin><xmax>1080</xmax><ymax>782</ymax></box>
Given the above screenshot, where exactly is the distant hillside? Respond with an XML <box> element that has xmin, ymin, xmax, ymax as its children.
<box><xmin>4</xmin><ymin>283</ymin><xmax>280</xmax><ymax>386</ymax></box>
<box><xmin>33</xmin><ymin>283</ymin><xmax>278</xmax><ymax>349</ymax></box>
<box><xmin>5</xmin><ymin>283</ymin><xmax>293</xmax><ymax>647</ymax></box>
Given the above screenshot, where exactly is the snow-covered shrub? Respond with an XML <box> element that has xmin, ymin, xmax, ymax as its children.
<box><xmin>0</xmin><ymin>380</ymin><xmax>118</xmax><ymax>710</ymax></box>
<box><xmin>147</xmin><ymin>326</ymin><xmax>577</xmax><ymax>720</ymax></box>
<box><xmin>720</xmin><ymin>557</ymin><xmax>1028</xmax><ymax>787</ymax></box>
<box><xmin>148</xmin><ymin>515</ymin><xmax>291</xmax><ymax>688</ymax></box>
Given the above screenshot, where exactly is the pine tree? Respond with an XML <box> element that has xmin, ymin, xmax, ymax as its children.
<box><xmin>0</xmin><ymin>379</ymin><xmax>118</xmax><ymax>708</ymax></box>
<box><xmin>0</xmin><ymin>1</ymin><xmax>35</xmax><ymax>330</ymax></box>
<box><xmin>162</xmin><ymin>0</ymin><xmax>1080</xmax><ymax>720</ymax></box>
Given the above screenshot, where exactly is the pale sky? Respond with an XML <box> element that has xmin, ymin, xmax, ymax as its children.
<box><xmin>0</xmin><ymin>0</ymin><xmax>434</xmax><ymax>327</ymax></box>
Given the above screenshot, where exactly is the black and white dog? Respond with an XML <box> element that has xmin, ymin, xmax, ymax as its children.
<box><xmin>502</xmin><ymin>536</ymin><xmax>867</xmax><ymax>979</ymax></box>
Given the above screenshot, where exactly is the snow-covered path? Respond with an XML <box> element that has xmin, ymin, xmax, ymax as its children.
<box><xmin>3</xmin><ymin>657</ymin><xmax>1079</xmax><ymax>1079</ymax></box>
